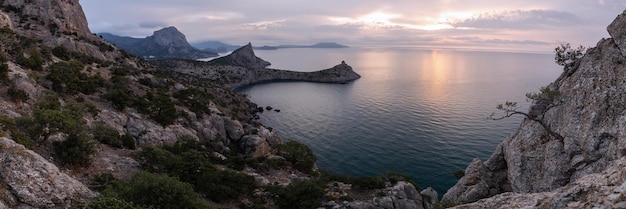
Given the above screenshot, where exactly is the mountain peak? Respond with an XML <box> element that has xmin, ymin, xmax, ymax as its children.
<box><xmin>210</xmin><ymin>43</ymin><xmax>271</xmax><ymax>68</ymax></box>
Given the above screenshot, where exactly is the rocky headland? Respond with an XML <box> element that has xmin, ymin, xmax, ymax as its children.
<box><xmin>151</xmin><ymin>43</ymin><xmax>362</xmax><ymax>89</ymax></box>
<box><xmin>443</xmin><ymin>9</ymin><xmax>626</xmax><ymax>209</ymax></box>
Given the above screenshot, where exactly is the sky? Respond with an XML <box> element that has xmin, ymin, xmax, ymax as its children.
<box><xmin>81</xmin><ymin>0</ymin><xmax>625</xmax><ymax>52</ymax></box>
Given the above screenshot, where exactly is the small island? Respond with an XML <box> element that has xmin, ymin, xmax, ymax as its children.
<box><xmin>151</xmin><ymin>43</ymin><xmax>361</xmax><ymax>89</ymax></box>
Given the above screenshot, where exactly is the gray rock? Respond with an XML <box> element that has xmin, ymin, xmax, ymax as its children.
<box><xmin>240</xmin><ymin>135</ymin><xmax>271</xmax><ymax>157</ymax></box>
<box><xmin>420</xmin><ymin>187</ymin><xmax>438</xmax><ymax>209</ymax></box>
<box><xmin>0</xmin><ymin>137</ymin><xmax>96</xmax><ymax>208</ymax></box>
<box><xmin>445</xmin><ymin>9</ymin><xmax>626</xmax><ymax>204</ymax></box>
<box><xmin>224</xmin><ymin>117</ymin><xmax>244</xmax><ymax>141</ymax></box>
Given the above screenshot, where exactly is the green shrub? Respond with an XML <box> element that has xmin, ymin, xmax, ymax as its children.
<box><xmin>92</xmin><ymin>124</ymin><xmax>122</xmax><ymax>148</ymax></box>
<box><xmin>90</xmin><ymin>173</ymin><xmax>118</xmax><ymax>192</ymax></box>
<box><xmin>352</xmin><ymin>176</ymin><xmax>385</xmax><ymax>190</ymax></box>
<box><xmin>16</xmin><ymin>49</ymin><xmax>43</xmax><ymax>71</ymax></box>
<box><xmin>0</xmin><ymin>115</ymin><xmax>34</xmax><ymax>149</ymax></box>
<box><xmin>47</xmin><ymin>61</ymin><xmax>105</xmax><ymax>94</ymax></box>
<box><xmin>54</xmin><ymin>132</ymin><xmax>97</xmax><ymax>166</ymax></box>
<box><xmin>0</xmin><ymin>63</ymin><xmax>8</xmax><ymax>83</ymax></box>
<box><xmin>134</xmin><ymin>92</ymin><xmax>177</xmax><ymax>126</ymax></box>
<box><xmin>269</xmin><ymin>180</ymin><xmax>324</xmax><ymax>209</ymax></box>
<box><xmin>173</xmin><ymin>88</ymin><xmax>212</xmax><ymax>115</ymax></box>
<box><xmin>135</xmin><ymin>143</ymin><xmax>258</xmax><ymax>202</ymax></box>
<box><xmin>52</xmin><ymin>46</ymin><xmax>70</xmax><ymax>60</ymax></box>
<box><xmin>86</xmin><ymin>196</ymin><xmax>142</xmax><ymax>209</ymax></box>
<box><xmin>104</xmin><ymin>172</ymin><xmax>207</xmax><ymax>209</ymax></box>
<box><xmin>7</xmin><ymin>86</ymin><xmax>29</xmax><ymax>102</ymax></box>
<box><xmin>275</xmin><ymin>140</ymin><xmax>317</xmax><ymax>173</ymax></box>
<box><xmin>120</xmin><ymin>133</ymin><xmax>136</xmax><ymax>150</ymax></box>
<box><xmin>101</xmin><ymin>89</ymin><xmax>132</xmax><ymax>110</ymax></box>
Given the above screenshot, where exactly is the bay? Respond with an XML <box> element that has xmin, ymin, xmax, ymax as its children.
<box><xmin>238</xmin><ymin>47</ymin><xmax>562</xmax><ymax>194</ymax></box>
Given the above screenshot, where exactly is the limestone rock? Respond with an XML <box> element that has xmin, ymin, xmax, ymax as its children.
<box><xmin>420</xmin><ymin>187</ymin><xmax>438</xmax><ymax>209</ymax></box>
<box><xmin>0</xmin><ymin>137</ymin><xmax>96</xmax><ymax>208</ymax></box>
<box><xmin>210</xmin><ymin>43</ymin><xmax>271</xmax><ymax>68</ymax></box>
<box><xmin>224</xmin><ymin>117</ymin><xmax>244</xmax><ymax>141</ymax></box>
<box><xmin>0</xmin><ymin>11</ymin><xmax>13</xmax><ymax>30</ymax></box>
<box><xmin>336</xmin><ymin>181</ymin><xmax>425</xmax><ymax>209</ymax></box>
<box><xmin>608</xmin><ymin>10</ymin><xmax>626</xmax><ymax>57</ymax></box>
<box><xmin>452</xmin><ymin>157</ymin><xmax>626</xmax><ymax>209</ymax></box>
<box><xmin>445</xmin><ymin>9</ymin><xmax>626</xmax><ymax>203</ymax></box>
<box><xmin>240</xmin><ymin>135</ymin><xmax>271</xmax><ymax>157</ymax></box>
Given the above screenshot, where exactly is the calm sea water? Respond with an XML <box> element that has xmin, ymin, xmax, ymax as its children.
<box><xmin>238</xmin><ymin>47</ymin><xmax>562</xmax><ymax>194</ymax></box>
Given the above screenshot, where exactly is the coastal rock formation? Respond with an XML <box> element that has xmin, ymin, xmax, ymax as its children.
<box><xmin>452</xmin><ymin>157</ymin><xmax>626</xmax><ymax>209</ymax></box>
<box><xmin>153</xmin><ymin>56</ymin><xmax>361</xmax><ymax>89</ymax></box>
<box><xmin>0</xmin><ymin>137</ymin><xmax>96</xmax><ymax>208</ymax></box>
<box><xmin>101</xmin><ymin>27</ymin><xmax>218</xmax><ymax>60</ymax></box>
<box><xmin>444</xmin><ymin>9</ymin><xmax>626</xmax><ymax>206</ymax></box>
<box><xmin>330</xmin><ymin>182</ymin><xmax>428</xmax><ymax>209</ymax></box>
<box><xmin>210</xmin><ymin>43</ymin><xmax>271</xmax><ymax>68</ymax></box>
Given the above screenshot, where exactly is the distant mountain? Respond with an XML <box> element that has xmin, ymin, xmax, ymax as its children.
<box><xmin>190</xmin><ymin>41</ymin><xmax>240</xmax><ymax>53</ymax></box>
<box><xmin>99</xmin><ymin>27</ymin><xmax>217</xmax><ymax>60</ymax></box>
<box><xmin>254</xmin><ymin>42</ymin><xmax>348</xmax><ymax>50</ymax></box>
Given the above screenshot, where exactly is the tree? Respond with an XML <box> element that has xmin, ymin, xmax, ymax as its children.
<box><xmin>490</xmin><ymin>86</ymin><xmax>564</xmax><ymax>140</ymax></box>
<box><xmin>554</xmin><ymin>43</ymin><xmax>586</xmax><ymax>69</ymax></box>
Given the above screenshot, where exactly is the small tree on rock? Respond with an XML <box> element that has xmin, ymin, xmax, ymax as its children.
<box><xmin>554</xmin><ymin>43</ymin><xmax>586</xmax><ymax>70</ymax></box>
<box><xmin>490</xmin><ymin>86</ymin><xmax>564</xmax><ymax>141</ymax></box>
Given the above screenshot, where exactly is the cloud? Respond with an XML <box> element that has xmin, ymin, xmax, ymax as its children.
<box><xmin>241</xmin><ymin>20</ymin><xmax>287</xmax><ymax>30</ymax></box>
<box><xmin>447</xmin><ymin>36</ymin><xmax>550</xmax><ymax>45</ymax></box>
<box><xmin>449</xmin><ymin>10</ymin><xmax>581</xmax><ymax>29</ymax></box>
<box><xmin>139</xmin><ymin>21</ymin><xmax>168</xmax><ymax>29</ymax></box>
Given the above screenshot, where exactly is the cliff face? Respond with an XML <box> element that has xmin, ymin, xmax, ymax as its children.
<box><xmin>444</xmin><ymin>9</ymin><xmax>626</xmax><ymax>206</ymax></box>
<box><xmin>1</xmin><ymin>0</ymin><xmax>124</xmax><ymax>61</ymax></box>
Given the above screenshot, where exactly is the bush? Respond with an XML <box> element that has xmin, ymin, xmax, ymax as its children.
<box><xmin>52</xmin><ymin>46</ymin><xmax>70</xmax><ymax>60</ymax></box>
<box><xmin>275</xmin><ymin>140</ymin><xmax>317</xmax><ymax>173</ymax></box>
<box><xmin>7</xmin><ymin>86</ymin><xmax>29</xmax><ymax>102</ymax></box>
<box><xmin>16</xmin><ymin>49</ymin><xmax>43</xmax><ymax>71</ymax></box>
<box><xmin>554</xmin><ymin>43</ymin><xmax>585</xmax><ymax>68</ymax></box>
<box><xmin>47</xmin><ymin>61</ymin><xmax>105</xmax><ymax>94</ymax></box>
<box><xmin>0</xmin><ymin>115</ymin><xmax>34</xmax><ymax>148</ymax></box>
<box><xmin>86</xmin><ymin>196</ymin><xmax>142</xmax><ymax>209</ymax></box>
<box><xmin>92</xmin><ymin>124</ymin><xmax>122</xmax><ymax>148</ymax></box>
<box><xmin>104</xmin><ymin>172</ymin><xmax>207</xmax><ymax>209</ymax></box>
<box><xmin>90</xmin><ymin>173</ymin><xmax>118</xmax><ymax>192</ymax></box>
<box><xmin>269</xmin><ymin>180</ymin><xmax>324</xmax><ymax>209</ymax></box>
<box><xmin>53</xmin><ymin>132</ymin><xmax>97</xmax><ymax>166</ymax></box>
<box><xmin>120</xmin><ymin>133</ymin><xmax>136</xmax><ymax>149</ymax></box>
<box><xmin>134</xmin><ymin>92</ymin><xmax>177</xmax><ymax>126</ymax></box>
<box><xmin>0</xmin><ymin>63</ymin><xmax>8</xmax><ymax>83</ymax></box>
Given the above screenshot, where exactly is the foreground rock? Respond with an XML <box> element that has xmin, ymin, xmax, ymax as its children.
<box><xmin>0</xmin><ymin>137</ymin><xmax>96</xmax><ymax>208</ymax></box>
<box><xmin>328</xmin><ymin>182</ymin><xmax>439</xmax><ymax>209</ymax></box>
<box><xmin>444</xmin><ymin>9</ymin><xmax>626</xmax><ymax>206</ymax></box>
<box><xmin>452</xmin><ymin>157</ymin><xmax>626</xmax><ymax>209</ymax></box>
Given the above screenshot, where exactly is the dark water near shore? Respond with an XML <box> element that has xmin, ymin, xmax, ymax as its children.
<box><xmin>238</xmin><ymin>47</ymin><xmax>561</xmax><ymax>194</ymax></box>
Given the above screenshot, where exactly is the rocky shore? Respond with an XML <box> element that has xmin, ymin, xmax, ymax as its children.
<box><xmin>151</xmin><ymin>43</ymin><xmax>361</xmax><ymax>89</ymax></box>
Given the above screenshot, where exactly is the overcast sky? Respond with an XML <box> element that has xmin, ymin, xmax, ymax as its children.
<box><xmin>81</xmin><ymin>0</ymin><xmax>625</xmax><ymax>52</ymax></box>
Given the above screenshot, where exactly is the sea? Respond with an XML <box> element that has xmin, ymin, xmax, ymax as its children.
<box><xmin>237</xmin><ymin>47</ymin><xmax>563</xmax><ymax>195</ymax></box>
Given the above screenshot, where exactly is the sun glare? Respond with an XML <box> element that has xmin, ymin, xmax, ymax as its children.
<box><xmin>330</xmin><ymin>10</ymin><xmax>476</xmax><ymax>31</ymax></box>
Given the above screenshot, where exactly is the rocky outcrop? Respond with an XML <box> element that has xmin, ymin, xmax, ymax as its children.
<box><xmin>153</xmin><ymin>59</ymin><xmax>361</xmax><ymax>89</ymax></box>
<box><xmin>0</xmin><ymin>137</ymin><xmax>96</xmax><ymax>208</ymax></box>
<box><xmin>327</xmin><ymin>182</ymin><xmax>426</xmax><ymax>209</ymax></box>
<box><xmin>444</xmin><ymin>9</ymin><xmax>626</xmax><ymax>205</ymax></box>
<box><xmin>452</xmin><ymin>157</ymin><xmax>626</xmax><ymax>209</ymax></box>
<box><xmin>210</xmin><ymin>43</ymin><xmax>271</xmax><ymax>68</ymax></box>
<box><xmin>101</xmin><ymin>27</ymin><xmax>218</xmax><ymax>60</ymax></box>
<box><xmin>0</xmin><ymin>0</ymin><xmax>129</xmax><ymax>62</ymax></box>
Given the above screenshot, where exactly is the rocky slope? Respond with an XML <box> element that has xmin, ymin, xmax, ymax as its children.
<box><xmin>101</xmin><ymin>26</ymin><xmax>217</xmax><ymax>60</ymax></box>
<box><xmin>443</xmin><ymin>9</ymin><xmax>626</xmax><ymax>207</ymax></box>
<box><xmin>152</xmin><ymin>45</ymin><xmax>361</xmax><ymax>89</ymax></box>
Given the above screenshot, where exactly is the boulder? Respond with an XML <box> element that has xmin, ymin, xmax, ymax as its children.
<box><xmin>0</xmin><ymin>137</ymin><xmax>96</xmax><ymax>208</ymax></box>
<box><xmin>420</xmin><ymin>187</ymin><xmax>438</xmax><ymax>209</ymax></box>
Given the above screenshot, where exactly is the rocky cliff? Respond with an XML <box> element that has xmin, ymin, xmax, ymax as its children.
<box><xmin>102</xmin><ymin>26</ymin><xmax>218</xmax><ymax>60</ymax></box>
<box><xmin>210</xmin><ymin>42</ymin><xmax>271</xmax><ymax>68</ymax></box>
<box><xmin>443</xmin><ymin>9</ymin><xmax>626</xmax><ymax>207</ymax></box>
<box><xmin>152</xmin><ymin>45</ymin><xmax>361</xmax><ymax>89</ymax></box>
<box><xmin>0</xmin><ymin>0</ymin><xmax>125</xmax><ymax>62</ymax></box>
